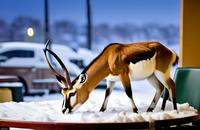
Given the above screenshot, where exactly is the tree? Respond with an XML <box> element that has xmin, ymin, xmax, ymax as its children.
<box><xmin>10</xmin><ymin>16</ymin><xmax>41</xmax><ymax>42</ymax></box>
<box><xmin>93</xmin><ymin>23</ymin><xmax>111</xmax><ymax>43</ymax></box>
<box><xmin>0</xmin><ymin>19</ymin><xmax>9</xmax><ymax>42</ymax></box>
<box><xmin>52</xmin><ymin>20</ymin><xmax>77</xmax><ymax>45</ymax></box>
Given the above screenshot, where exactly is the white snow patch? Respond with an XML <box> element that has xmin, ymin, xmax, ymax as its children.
<box><xmin>0</xmin><ymin>89</ymin><xmax>197</xmax><ymax>123</ymax></box>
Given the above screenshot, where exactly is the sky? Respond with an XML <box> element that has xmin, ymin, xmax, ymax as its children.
<box><xmin>0</xmin><ymin>0</ymin><xmax>180</xmax><ymax>25</ymax></box>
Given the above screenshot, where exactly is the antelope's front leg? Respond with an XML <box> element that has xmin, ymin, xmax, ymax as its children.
<box><xmin>120</xmin><ymin>72</ymin><xmax>138</xmax><ymax>113</ymax></box>
<box><xmin>100</xmin><ymin>80</ymin><xmax>115</xmax><ymax>112</ymax></box>
<box><xmin>146</xmin><ymin>74</ymin><xmax>164</xmax><ymax>112</ymax></box>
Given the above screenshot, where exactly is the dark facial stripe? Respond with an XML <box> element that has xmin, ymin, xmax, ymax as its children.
<box><xmin>62</xmin><ymin>96</ymin><xmax>72</xmax><ymax>113</ymax></box>
<box><xmin>63</xmin><ymin>91</ymin><xmax>77</xmax><ymax>113</ymax></box>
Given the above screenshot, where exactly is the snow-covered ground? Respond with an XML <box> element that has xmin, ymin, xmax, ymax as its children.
<box><xmin>1</xmin><ymin>63</ymin><xmax>191</xmax><ymax>124</ymax></box>
<box><xmin>0</xmin><ymin>88</ymin><xmax>197</xmax><ymax>123</ymax></box>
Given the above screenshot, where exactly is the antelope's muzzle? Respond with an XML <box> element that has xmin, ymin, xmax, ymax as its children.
<box><xmin>62</xmin><ymin>98</ymin><xmax>72</xmax><ymax>114</ymax></box>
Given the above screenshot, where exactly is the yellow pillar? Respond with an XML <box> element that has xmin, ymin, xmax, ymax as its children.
<box><xmin>180</xmin><ymin>0</ymin><xmax>200</xmax><ymax>67</ymax></box>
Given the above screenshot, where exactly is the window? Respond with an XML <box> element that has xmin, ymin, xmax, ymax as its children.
<box><xmin>70</xmin><ymin>59</ymin><xmax>84</xmax><ymax>68</ymax></box>
<box><xmin>0</xmin><ymin>50</ymin><xmax>34</xmax><ymax>59</ymax></box>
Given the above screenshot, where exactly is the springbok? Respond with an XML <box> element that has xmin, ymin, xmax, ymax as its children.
<box><xmin>44</xmin><ymin>40</ymin><xmax>178</xmax><ymax>113</ymax></box>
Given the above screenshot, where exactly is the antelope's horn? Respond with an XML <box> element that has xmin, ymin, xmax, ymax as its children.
<box><xmin>43</xmin><ymin>40</ymin><xmax>72</xmax><ymax>88</ymax></box>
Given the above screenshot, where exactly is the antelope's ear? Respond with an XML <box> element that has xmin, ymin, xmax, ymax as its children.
<box><xmin>79</xmin><ymin>73</ymin><xmax>88</xmax><ymax>84</ymax></box>
<box><xmin>56</xmin><ymin>75</ymin><xmax>68</xmax><ymax>89</ymax></box>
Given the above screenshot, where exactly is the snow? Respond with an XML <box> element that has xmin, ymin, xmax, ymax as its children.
<box><xmin>0</xmin><ymin>89</ymin><xmax>197</xmax><ymax>123</ymax></box>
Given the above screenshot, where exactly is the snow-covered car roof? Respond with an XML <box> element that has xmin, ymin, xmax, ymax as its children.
<box><xmin>0</xmin><ymin>42</ymin><xmax>83</xmax><ymax>60</ymax></box>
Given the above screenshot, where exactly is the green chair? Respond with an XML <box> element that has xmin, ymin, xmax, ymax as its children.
<box><xmin>162</xmin><ymin>67</ymin><xmax>200</xmax><ymax>110</ymax></box>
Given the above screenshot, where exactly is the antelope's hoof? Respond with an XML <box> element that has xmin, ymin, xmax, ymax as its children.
<box><xmin>100</xmin><ymin>107</ymin><xmax>106</xmax><ymax>112</ymax></box>
<box><xmin>133</xmin><ymin>108</ymin><xmax>138</xmax><ymax>113</ymax></box>
<box><xmin>147</xmin><ymin>107</ymin><xmax>154</xmax><ymax>112</ymax></box>
<box><xmin>173</xmin><ymin>109</ymin><xmax>179</xmax><ymax>114</ymax></box>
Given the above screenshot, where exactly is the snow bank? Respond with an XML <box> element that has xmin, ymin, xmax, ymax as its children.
<box><xmin>0</xmin><ymin>90</ymin><xmax>197</xmax><ymax>123</ymax></box>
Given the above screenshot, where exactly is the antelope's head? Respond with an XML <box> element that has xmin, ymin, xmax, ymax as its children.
<box><xmin>43</xmin><ymin>40</ymin><xmax>89</xmax><ymax>113</ymax></box>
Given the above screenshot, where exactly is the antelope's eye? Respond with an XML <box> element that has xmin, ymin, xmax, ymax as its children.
<box><xmin>79</xmin><ymin>74</ymin><xmax>88</xmax><ymax>84</ymax></box>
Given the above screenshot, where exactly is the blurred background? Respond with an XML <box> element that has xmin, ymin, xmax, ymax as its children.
<box><xmin>0</xmin><ymin>0</ymin><xmax>180</xmax><ymax>50</ymax></box>
<box><xmin>0</xmin><ymin>0</ymin><xmax>180</xmax><ymax>102</ymax></box>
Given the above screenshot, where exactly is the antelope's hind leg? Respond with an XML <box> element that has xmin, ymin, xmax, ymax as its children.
<box><xmin>155</xmin><ymin>71</ymin><xmax>177</xmax><ymax>111</ymax></box>
<box><xmin>161</xmin><ymin>88</ymin><xmax>169</xmax><ymax>110</ymax></box>
<box><xmin>120</xmin><ymin>72</ymin><xmax>138</xmax><ymax>113</ymax></box>
<box><xmin>165</xmin><ymin>78</ymin><xmax>177</xmax><ymax>110</ymax></box>
<box><xmin>100</xmin><ymin>80</ymin><xmax>115</xmax><ymax>112</ymax></box>
<box><xmin>146</xmin><ymin>74</ymin><xmax>164</xmax><ymax>112</ymax></box>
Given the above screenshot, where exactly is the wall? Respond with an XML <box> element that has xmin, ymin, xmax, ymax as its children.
<box><xmin>180</xmin><ymin>0</ymin><xmax>200</xmax><ymax>67</ymax></box>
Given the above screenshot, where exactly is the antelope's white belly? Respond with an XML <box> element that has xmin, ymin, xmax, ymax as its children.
<box><xmin>106</xmin><ymin>53</ymin><xmax>156</xmax><ymax>81</ymax></box>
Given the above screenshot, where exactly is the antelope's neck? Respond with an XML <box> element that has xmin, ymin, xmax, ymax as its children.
<box><xmin>81</xmin><ymin>56</ymin><xmax>110</xmax><ymax>93</ymax></box>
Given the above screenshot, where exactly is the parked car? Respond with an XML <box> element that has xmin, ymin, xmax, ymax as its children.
<box><xmin>0</xmin><ymin>42</ymin><xmax>83</xmax><ymax>95</ymax></box>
